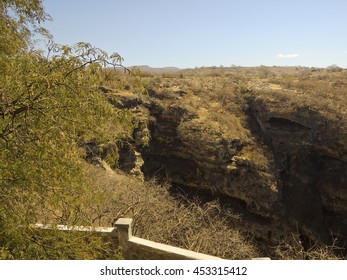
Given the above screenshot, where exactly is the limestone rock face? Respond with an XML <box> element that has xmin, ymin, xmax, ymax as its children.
<box><xmin>249</xmin><ymin>90</ymin><xmax>347</xmax><ymax>242</ymax></box>
<box><xmin>142</xmin><ymin>98</ymin><xmax>280</xmax><ymax>219</ymax></box>
<box><xmin>107</xmin><ymin>87</ymin><xmax>280</xmax><ymax>219</ymax></box>
<box><xmin>105</xmin><ymin>76</ymin><xmax>347</xmax><ymax>246</ymax></box>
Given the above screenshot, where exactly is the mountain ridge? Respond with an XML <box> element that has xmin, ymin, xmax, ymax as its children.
<box><xmin>129</xmin><ymin>65</ymin><xmax>183</xmax><ymax>73</ymax></box>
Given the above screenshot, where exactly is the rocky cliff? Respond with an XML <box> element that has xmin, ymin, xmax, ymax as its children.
<box><xmin>105</xmin><ymin>70</ymin><xmax>347</xmax><ymax>253</ymax></box>
<box><xmin>249</xmin><ymin>86</ymin><xmax>347</xmax><ymax>245</ymax></box>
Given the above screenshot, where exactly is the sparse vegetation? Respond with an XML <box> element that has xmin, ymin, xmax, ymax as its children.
<box><xmin>1</xmin><ymin>1</ymin><xmax>346</xmax><ymax>260</ymax></box>
<box><xmin>83</xmin><ymin>164</ymin><xmax>261</xmax><ymax>260</ymax></box>
<box><xmin>123</xmin><ymin>66</ymin><xmax>347</xmax><ymax>260</ymax></box>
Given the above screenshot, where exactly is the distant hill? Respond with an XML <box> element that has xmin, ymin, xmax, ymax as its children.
<box><xmin>130</xmin><ymin>65</ymin><xmax>183</xmax><ymax>74</ymax></box>
<box><xmin>326</xmin><ymin>64</ymin><xmax>343</xmax><ymax>71</ymax></box>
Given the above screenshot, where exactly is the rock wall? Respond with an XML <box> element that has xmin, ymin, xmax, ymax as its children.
<box><xmin>106</xmin><ymin>80</ymin><xmax>347</xmax><ymax>250</ymax></box>
<box><xmin>141</xmin><ymin>90</ymin><xmax>281</xmax><ymax>221</ymax></box>
<box><xmin>249</xmin><ymin>91</ymin><xmax>347</xmax><ymax>244</ymax></box>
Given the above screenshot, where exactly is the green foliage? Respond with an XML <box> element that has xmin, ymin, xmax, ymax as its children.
<box><xmin>0</xmin><ymin>0</ymin><xmax>48</xmax><ymax>55</ymax></box>
<box><xmin>0</xmin><ymin>0</ymin><xmax>131</xmax><ymax>259</ymax></box>
<box><xmin>104</xmin><ymin>145</ymin><xmax>120</xmax><ymax>169</ymax></box>
<box><xmin>0</xmin><ymin>226</ymin><xmax>123</xmax><ymax>260</ymax></box>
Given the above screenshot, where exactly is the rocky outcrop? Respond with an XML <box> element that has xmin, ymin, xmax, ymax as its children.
<box><xmin>136</xmin><ymin>87</ymin><xmax>281</xmax><ymax>222</ymax></box>
<box><xmin>104</xmin><ymin>76</ymin><xmax>347</xmax><ymax>250</ymax></box>
<box><xmin>249</xmin><ymin>90</ymin><xmax>347</xmax><ymax>243</ymax></box>
<box><xmin>131</xmin><ymin>88</ymin><xmax>288</xmax><ymax>246</ymax></box>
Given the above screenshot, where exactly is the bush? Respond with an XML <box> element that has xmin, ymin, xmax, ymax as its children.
<box><xmin>0</xmin><ymin>0</ymin><xmax>132</xmax><ymax>259</ymax></box>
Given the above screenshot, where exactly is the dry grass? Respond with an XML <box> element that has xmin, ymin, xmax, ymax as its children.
<box><xmin>82</xmin><ymin>164</ymin><xmax>262</xmax><ymax>259</ymax></box>
<box><xmin>257</xmin><ymin>68</ymin><xmax>347</xmax><ymax>117</ymax></box>
<box><xmin>82</xmin><ymin>164</ymin><xmax>344</xmax><ymax>260</ymax></box>
<box><xmin>272</xmin><ymin>233</ymin><xmax>344</xmax><ymax>260</ymax></box>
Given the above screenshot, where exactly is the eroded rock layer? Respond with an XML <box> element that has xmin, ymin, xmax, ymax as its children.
<box><xmin>249</xmin><ymin>88</ymin><xmax>347</xmax><ymax>243</ymax></box>
<box><xmin>107</xmin><ymin>72</ymin><xmax>347</xmax><ymax>249</ymax></box>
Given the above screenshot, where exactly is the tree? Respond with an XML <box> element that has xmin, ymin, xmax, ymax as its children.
<box><xmin>0</xmin><ymin>0</ymin><xmax>132</xmax><ymax>259</ymax></box>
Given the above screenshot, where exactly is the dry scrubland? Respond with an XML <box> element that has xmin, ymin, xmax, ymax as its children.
<box><xmin>79</xmin><ymin>66</ymin><xmax>346</xmax><ymax>259</ymax></box>
<box><xmin>3</xmin><ymin>63</ymin><xmax>345</xmax><ymax>259</ymax></box>
<box><xmin>4</xmin><ymin>1</ymin><xmax>345</xmax><ymax>261</ymax></box>
<box><xmin>83</xmin><ymin>164</ymin><xmax>260</xmax><ymax>259</ymax></box>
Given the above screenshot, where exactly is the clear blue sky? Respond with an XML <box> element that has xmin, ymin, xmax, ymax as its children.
<box><xmin>41</xmin><ymin>0</ymin><xmax>347</xmax><ymax>68</ymax></box>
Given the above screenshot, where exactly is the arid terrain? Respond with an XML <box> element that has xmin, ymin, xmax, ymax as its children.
<box><xmin>90</xmin><ymin>65</ymin><xmax>347</xmax><ymax>259</ymax></box>
<box><xmin>2</xmin><ymin>0</ymin><xmax>347</xmax><ymax>262</ymax></box>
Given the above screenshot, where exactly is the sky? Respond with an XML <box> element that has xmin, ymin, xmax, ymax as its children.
<box><xmin>41</xmin><ymin>0</ymin><xmax>347</xmax><ymax>68</ymax></box>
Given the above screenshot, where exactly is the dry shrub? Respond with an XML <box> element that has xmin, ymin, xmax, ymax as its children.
<box><xmin>83</xmin><ymin>164</ymin><xmax>261</xmax><ymax>259</ymax></box>
<box><xmin>272</xmin><ymin>233</ymin><xmax>343</xmax><ymax>260</ymax></box>
<box><xmin>132</xmin><ymin>182</ymin><xmax>259</xmax><ymax>259</ymax></box>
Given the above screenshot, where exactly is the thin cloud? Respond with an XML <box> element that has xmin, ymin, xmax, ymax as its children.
<box><xmin>277</xmin><ymin>53</ymin><xmax>299</xmax><ymax>58</ymax></box>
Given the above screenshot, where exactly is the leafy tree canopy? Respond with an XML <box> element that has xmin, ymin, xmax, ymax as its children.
<box><xmin>0</xmin><ymin>0</ymin><xmax>132</xmax><ymax>259</ymax></box>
